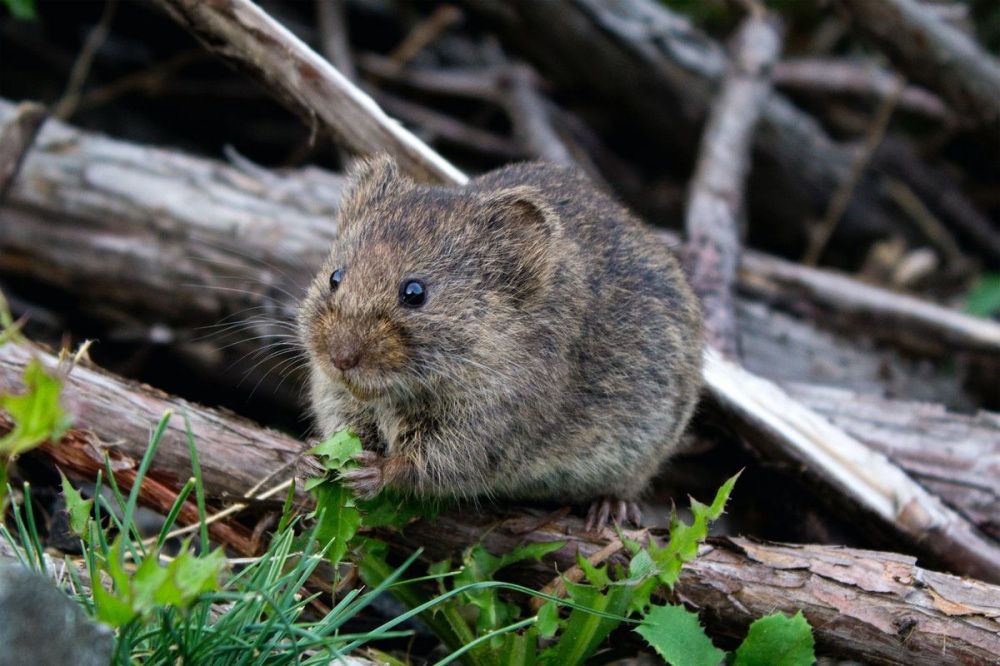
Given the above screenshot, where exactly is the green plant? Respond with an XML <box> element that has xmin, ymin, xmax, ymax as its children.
<box><xmin>0</xmin><ymin>354</ymin><xmax>73</xmax><ymax>508</ymax></box>
<box><xmin>310</xmin><ymin>432</ymin><xmax>816</xmax><ymax>665</ymax></box>
<box><xmin>965</xmin><ymin>272</ymin><xmax>1000</xmax><ymax>318</ymax></box>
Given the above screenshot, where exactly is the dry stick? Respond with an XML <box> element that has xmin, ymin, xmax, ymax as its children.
<box><xmin>803</xmin><ymin>76</ymin><xmax>904</xmax><ymax>266</ymax></box>
<box><xmin>315</xmin><ymin>0</ymin><xmax>355</xmax><ymax>81</ymax></box>
<box><xmin>684</xmin><ymin>12</ymin><xmax>782</xmax><ymax>358</ymax></box>
<box><xmin>52</xmin><ymin>0</ymin><xmax>119</xmax><ymax>120</ymax></box>
<box><xmin>151</xmin><ymin>0</ymin><xmax>466</xmax><ymax>185</ymax></box>
<box><xmin>0</xmin><ymin>102</ymin><xmax>47</xmax><ymax>203</ymax></box>
<box><xmin>838</xmin><ymin>0</ymin><xmax>1000</xmax><ymax>139</ymax></box>
<box><xmin>2</xmin><ymin>343</ymin><xmax>998</xmax><ymax>663</ymax></box>
<box><xmin>388</xmin><ymin>5</ymin><xmax>464</xmax><ymax>66</ymax></box>
<box><xmin>35</xmin><ymin>0</ymin><xmax>1000</xmax><ymax>576</ymax></box>
<box><xmin>503</xmin><ymin>65</ymin><xmax>575</xmax><ymax>166</ymax></box>
<box><xmin>883</xmin><ymin>179</ymin><xmax>966</xmax><ymax>269</ymax></box>
<box><xmin>772</xmin><ymin>58</ymin><xmax>952</xmax><ymax>121</ymax></box>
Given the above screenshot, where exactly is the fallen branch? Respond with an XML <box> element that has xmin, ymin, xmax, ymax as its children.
<box><xmin>3</xmin><ymin>341</ymin><xmax>999</xmax><ymax>663</ymax></box>
<box><xmin>685</xmin><ymin>11</ymin><xmax>782</xmax><ymax>358</ymax></box>
<box><xmin>704</xmin><ymin>349</ymin><xmax>1000</xmax><ymax>582</ymax></box>
<box><xmin>772</xmin><ymin>57</ymin><xmax>952</xmax><ymax>121</ymax></box>
<box><xmin>151</xmin><ymin>0</ymin><xmax>465</xmax><ymax>184</ymax></box>
<box><xmin>0</xmin><ymin>101</ymin><xmax>46</xmax><ymax>202</ymax></box>
<box><xmin>838</xmin><ymin>0</ymin><xmax>1000</xmax><ymax>139</ymax></box>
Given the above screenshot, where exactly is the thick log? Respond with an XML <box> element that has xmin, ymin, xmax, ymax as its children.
<box><xmin>685</xmin><ymin>12</ymin><xmax>782</xmax><ymax>358</ymax></box>
<box><xmin>838</xmin><ymin>0</ymin><xmax>1000</xmax><ymax>140</ymax></box>
<box><xmin>2</xmin><ymin>341</ymin><xmax>999</xmax><ymax>663</ymax></box>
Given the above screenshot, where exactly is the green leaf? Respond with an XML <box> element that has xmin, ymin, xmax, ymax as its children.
<box><xmin>965</xmin><ymin>273</ymin><xmax>1000</xmax><ymax>318</ymax></box>
<box><xmin>0</xmin><ymin>358</ymin><xmax>72</xmax><ymax>457</ymax></box>
<box><xmin>309</xmin><ymin>429</ymin><xmax>362</xmax><ymax>471</ymax></box>
<box><xmin>59</xmin><ymin>471</ymin><xmax>93</xmax><ymax>537</ymax></box>
<box><xmin>93</xmin><ymin>584</ymin><xmax>136</xmax><ymax>627</ymax></box>
<box><xmin>312</xmin><ymin>480</ymin><xmax>362</xmax><ymax>567</ymax></box>
<box><xmin>636</xmin><ymin>603</ymin><xmax>724</xmax><ymax>666</ymax></box>
<box><xmin>536</xmin><ymin>601</ymin><xmax>559</xmax><ymax>638</ymax></box>
<box><xmin>551</xmin><ymin>582</ymin><xmax>631</xmax><ymax>664</ymax></box>
<box><xmin>649</xmin><ymin>472</ymin><xmax>740</xmax><ymax>589</ymax></box>
<box><xmin>733</xmin><ymin>611</ymin><xmax>815</xmax><ymax>666</ymax></box>
<box><xmin>1</xmin><ymin>0</ymin><xmax>36</xmax><ymax>20</ymax></box>
<box><xmin>499</xmin><ymin>627</ymin><xmax>539</xmax><ymax>666</ymax></box>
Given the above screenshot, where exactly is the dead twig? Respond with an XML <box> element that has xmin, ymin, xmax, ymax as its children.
<box><xmin>315</xmin><ymin>0</ymin><xmax>355</xmax><ymax>81</ymax></box>
<box><xmin>388</xmin><ymin>5</ymin><xmax>464</xmax><ymax>66</ymax></box>
<box><xmin>838</xmin><ymin>0</ymin><xmax>1000</xmax><ymax>140</ymax></box>
<box><xmin>685</xmin><ymin>11</ymin><xmax>782</xmax><ymax>358</ymax></box>
<box><xmin>152</xmin><ymin>0</ymin><xmax>466</xmax><ymax>184</ymax></box>
<box><xmin>0</xmin><ymin>101</ymin><xmax>47</xmax><ymax>203</ymax></box>
<box><xmin>772</xmin><ymin>58</ymin><xmax>952</xmax><ymax>121</ymax></box>
<box><xmin>803</xmin><ymin>75</ymin><xmax>904</xmax><ymax>266</ymax></box>
<box><xmin>53</xmin><ymin>0</ymin><xmax>119</xmax><ymax>120</ymax></box>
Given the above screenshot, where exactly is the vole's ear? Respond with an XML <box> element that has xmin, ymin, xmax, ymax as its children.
<box><xmin>480</xmin><ymin>186</ymin><xmax>560</xmax><ymax>302</ymax></box>
<box><xmin>337</xmin><ymin>154</ymin><xmax>410</xmax><ymax>225</ymax></box>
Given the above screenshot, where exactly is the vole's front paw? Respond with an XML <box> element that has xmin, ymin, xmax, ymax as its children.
<box><xmin>341</xmin><ymin>450</ymin><xmax>386</xmax><ymax>500</ymax></box>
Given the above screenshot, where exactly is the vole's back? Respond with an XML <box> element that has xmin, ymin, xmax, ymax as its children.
<box><xmin>467</xmin><ymin>163</ymin><xmax>703</xmax><ymax>501</ymax></box>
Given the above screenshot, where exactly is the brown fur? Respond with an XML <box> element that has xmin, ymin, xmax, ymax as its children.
<box><xmin>298</xmin><ymin>155</ymin><xmax>703</xmax><ymax>503</ymax></box>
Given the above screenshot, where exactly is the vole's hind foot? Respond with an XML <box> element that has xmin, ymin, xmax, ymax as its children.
<box><xmin>584</xmin><ymin>497</ymin><xmax>642</xmax><ymax>533</ymax></box>
<box><xmin>340</xmin><ymin>450</ymin><xmax>386</xmax><ymax>500</ymax></box>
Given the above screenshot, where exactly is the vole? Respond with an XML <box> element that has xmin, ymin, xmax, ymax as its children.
<box><xmin>298</xmin><ymin>155</ymin><xmax>703</xmax><ymax>529</ymax></box>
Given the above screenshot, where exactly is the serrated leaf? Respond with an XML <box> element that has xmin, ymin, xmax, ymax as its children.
<box><xmin>0</xmin><ymin>358</ymin><xmax>72</xmax><ymax>457</ymax></box>
<box><xmin>651</xmin><ymin>472</ymin><xmax>740</xmax><ymax>588</ymax></box>
<box><xmin>575</xmin><ymin>551</ymin><xmax>612</xmax><ymax>588</ymax></box>
<box><xmin>636</xmin><ymin>603</ymin><xmax>724</xmax><ymax>666</ymax></box>
<box><xmin>59</xmin><ymin>470</ymin><xmax>92</xmax><ymax>537</ymax></box>
<box><xmin>312</xmin><ymin>481</ymin><xmax>362</xmax><ymax>567</ymax></box>
<box><xmin>536</xmin><ymin>600</ymin><xmax>559</xmax><ymax>638</ymax></box>
<box><xmin>309</xmin><ymin>429</ymin><xmax>362</xmax><ymax>471</ymax></box>
<box><xmin>733</xmin><ymin>611</ymin><xmax>815</xmax><ymax>666</ymax></box>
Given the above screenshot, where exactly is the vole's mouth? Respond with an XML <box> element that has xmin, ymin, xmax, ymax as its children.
<box><xmin>339</xmin><ymin>373</ymin><xmax>384</xmax><ymax>401</ymax></box>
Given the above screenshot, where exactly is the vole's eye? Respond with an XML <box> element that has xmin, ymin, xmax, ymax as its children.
<box><xmin>399</xmin><ymin>279</ymin><xmax>426</xmax><ymax>308</ymax></box>
<box><xmin>329</xmin><ymin>268</ymin><xmax>345</xmax><ymax>292</ymax></box>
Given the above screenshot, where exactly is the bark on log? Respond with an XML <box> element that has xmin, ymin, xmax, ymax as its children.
<box><xmin>685</xmin><ymin>12</ymin><xmax>781</xmax><ymax>358</ymax></box>
<box><xmin>3</xmin><ymin>342</ymin><xmax>999</xmax><ymax>663</ymax></box>
<box><xmin>838</xmin><ymin>0</ymin><xmax>1000</xmax><ymax>140</ymax></box>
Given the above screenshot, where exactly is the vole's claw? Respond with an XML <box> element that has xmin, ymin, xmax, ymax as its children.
<box><xmin>341</xmin><ymin>451</ymin><xmax>386</xmax><ymax>499</ymax></box>
<box><xmin>584</xmin><ymin>497</ymin><xmax>642</xmax><ymax>533</ymax></box>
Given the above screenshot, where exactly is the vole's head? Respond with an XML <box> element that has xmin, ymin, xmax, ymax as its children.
<box><xmin>299</xmin><ymin>155</ymin><xmax>561</xmax><ymax>403</ymax></box>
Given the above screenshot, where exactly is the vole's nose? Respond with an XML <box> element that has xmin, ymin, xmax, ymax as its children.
<box><xmin>331</xmin><ymin>348</ymin><xmax>361</xmax><ymax>371</ymax></box>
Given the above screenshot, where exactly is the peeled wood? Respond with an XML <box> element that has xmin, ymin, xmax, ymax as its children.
<box><xmin>0</xmin><ymin>101</ymin><xmax>46</xmax><ymax>201</ymax></box>
<box><xmin>3</xmin><ymin>342</ymin><xmax>999</xmax><ymax>663</ymax></box>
